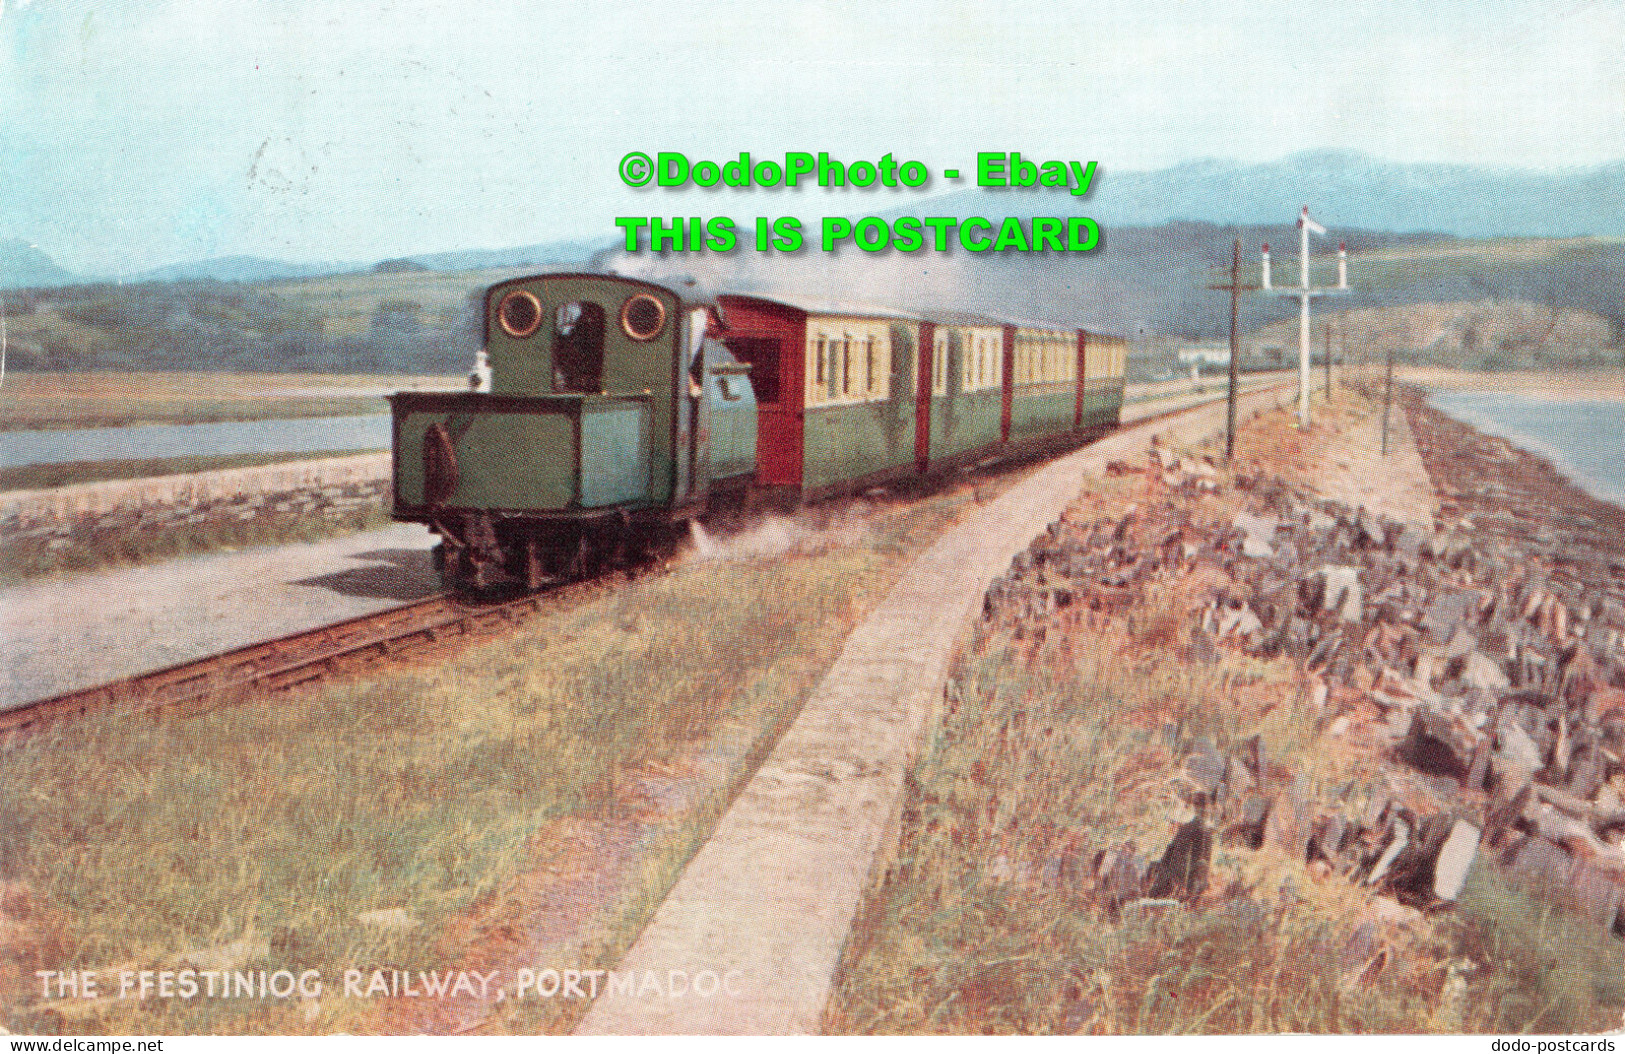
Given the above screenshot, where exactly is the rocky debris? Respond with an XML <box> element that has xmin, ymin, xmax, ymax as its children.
<box><xmin>978</xmin><ymin>406</ymin><xmax>1625</xmax><ymax>939</ymax></box>
<box><xmin>1149</xmin><ymin>444</ymin><xmax>1223</xmax><ymax>495</ymax></box>
<box><xmin>355</xmin><ymin>907</ymin><xmax>419</xmax><ymax>931</ymax></box>
<box><xmin>1146</xmin><ymin>804</ymin><xmax>1213</xmax><ymax>901</ymax></box>
<box><xmin>1233</xmin><ymin>511</ymin><xmax>1279</xmax><ymax>558</ymax></box>
<box><xmin>1407</xmin><ymin>395</ymin><xmax>1625</xmax><ymax>588</ymax></box>
<box><xmin>1095</xmin><ymin>842</ymin><xmax>1150</xmax><ymax>911</ymax></box>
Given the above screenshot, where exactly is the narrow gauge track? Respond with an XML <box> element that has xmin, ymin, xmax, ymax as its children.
<box><xmin>0</xmin><ymin>585</ymin><xmax>597</xmax><ymax>740</ymax></box>
<box><xmin>2</xmin><ymin>380</ymin><xmax>1293</xmax><ymax>743</ymax></box>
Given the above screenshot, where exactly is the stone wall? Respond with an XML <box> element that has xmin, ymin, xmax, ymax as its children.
<box><xmin>1</xmin><ymin>454</ymin><xmax>392</xmax><ymax>562</ymax></box>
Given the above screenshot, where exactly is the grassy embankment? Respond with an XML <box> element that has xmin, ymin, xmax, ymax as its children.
<box><xmin>0</xmin><ymin>451</ymin><xmax>386</xmax><ymax>493</ymax></box>
<box><xmin>0</xmin><ymin>482</ymin><xmax>991</xmax><ymax>1035</ymax></box>
<box><xmin>826</xmin><ymin>406</ymin><xmax>1625</xmax><ymax>1035</ymax></box>
<box><xmin>1</xmin><ymin>264</ymin><xmax>526</xmax><ymax>374</ymax></box>
<box><xmin>0</xmin><ymin>372</ymin><xmax>456</xmax><ymax>431</ymax></box>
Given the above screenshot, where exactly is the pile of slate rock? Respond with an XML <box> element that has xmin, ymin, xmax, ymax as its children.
<box><xmin>979</xmin><ymin>443</ymin><xmax>1625</xmax><ymax>937</ymax></box>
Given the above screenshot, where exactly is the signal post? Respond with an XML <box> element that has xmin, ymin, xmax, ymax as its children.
<box><xmin>1263</xmin><ymin>207</ymin><xmax>1349</xmax><ymax>428</ymax></box>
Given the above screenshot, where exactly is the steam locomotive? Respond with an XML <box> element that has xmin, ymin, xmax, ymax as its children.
<box><xmin>388</xmin><ymin>273</ymin><xmax>1126</xmax><ymax>590</ymax></box>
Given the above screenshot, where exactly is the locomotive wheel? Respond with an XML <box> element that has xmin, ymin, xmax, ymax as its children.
<box><xmin>566</xmin><ymin>535</ymin><xmax>593</xmax><ymax>580</ymax></box>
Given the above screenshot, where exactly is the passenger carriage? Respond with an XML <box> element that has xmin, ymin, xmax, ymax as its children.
<box><xmin>714</xmin><ymin>294</ymin><xmax>1128</xmax><ymax>498</ymax></box>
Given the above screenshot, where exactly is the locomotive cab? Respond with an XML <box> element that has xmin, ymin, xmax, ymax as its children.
<box><xmin>389</xmin><ymin>274</ymin><xmax>742</xmax><ymax>589</ymax></box>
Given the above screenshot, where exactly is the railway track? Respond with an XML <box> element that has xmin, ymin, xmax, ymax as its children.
<box><xmin>2</xmin><ymin>380</ymin><xmax>1294</xmax><ymax>743</ymax></box>
<box><xmin>0</xmin><ymin>586</ymin><xmax>583</xmax><ymax>739</ymax></box>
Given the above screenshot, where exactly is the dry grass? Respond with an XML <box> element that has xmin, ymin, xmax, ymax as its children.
<box><xmin>826</xmin><ymin>425</ymin><xmax>1625</xmax><ymax>1035</ymax></box>
<box><xmin>826</xmin><ymin>594</ymin><xmax>1389</xmax><ymax>1033</ymax></box>
<box><xmin>828</xmin><ymin>605</ymin><xmax>1624</xmax><ymax>1034</ymax></box>
<box><xmin>0</xmin><ymin>486</ymin><xmax>977</xmax><ymax>1035</ymax></box>
<box><xmin>0</xmin><ymin>502</ymin><xmax>394</xmax><ymax>586</ymax></box>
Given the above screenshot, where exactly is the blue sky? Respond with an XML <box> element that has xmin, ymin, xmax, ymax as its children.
<box><xmin>2</xmin><ymin>0</ymin><xmax>1621</xmax><ymax>274</ymax></box>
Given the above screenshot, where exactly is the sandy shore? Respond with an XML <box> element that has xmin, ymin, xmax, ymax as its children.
<box><xmin>1399</xmin><ymin>367</ymin><xmax>1625</xmax><ymax>403</ymax></box>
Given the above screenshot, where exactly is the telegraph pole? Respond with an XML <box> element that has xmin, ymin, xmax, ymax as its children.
<box><xmin>1323</xmin><ymin>320</ymin><xmax>1332</xmax><ymax>400</ymax></box>
<box><xmin>1263</xmin><ymin>207</ymin><xmax>1348</xmax><ymax>428</ymax></box>
<box><xmin>1208</xmin><ymin>237</ymin><xmax>1259</xmax><ymax>462</ymax></box>
<box><xmin>1381</xmin><ymin>344</ymin><xmax>1395</xmax><ymax>456</ymax></box>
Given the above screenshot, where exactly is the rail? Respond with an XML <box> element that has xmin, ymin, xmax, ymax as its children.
<box><xmin>1</xmin><ymin>378</ymin><xmax>1296</xmax><ymax>741</ymax></box>
<box><xmin>0</xmin><ymin>589</ymin><xmax>568</xmax><ymax>739</ymax></box>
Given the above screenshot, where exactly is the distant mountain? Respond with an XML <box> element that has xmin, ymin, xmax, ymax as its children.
<box><xmin>131</xmin><ymin>255</ymin><xmax>356</xmax><ymax>284</ymax></box>
<box><xmin>405</xmin><ymin>237</ymin><xmax>613</xmax><ymax>273</ymax></box>
<box><xmin>120</xmin><ymin>237</ymin><xmax>612</xmax><ymax>285</ymax></box>
<box><xmin>0</xmin><ymin>236</ymin><xmax>613</xmax><ymax>293</ymax></box>
<box><xmin>0</xmin><ymin>237</ymin><xmax>77</xmax><ymax>289</ymax></box>
<box><xmin>910</xmin><ymin>151</ymin><xmax>1625</xmax><ymax>239</ymax></box>
<box><xmin>609</xmin><ymin>218</ymin><xmax>1625</xmax><ymax>345</ymax></box>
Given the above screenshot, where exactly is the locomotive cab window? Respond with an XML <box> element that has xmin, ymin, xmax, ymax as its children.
<box><xmin>621</xmin><ymin>294</ymin><xmax>666</xmax><ymax>341</ymax></box>
<box><xmin>552</xmin><ymin>300</ymin><xmax>605</xmax><ymax>393</ymax></box>
<box><xmin>497</xmin><ymin>290</ymin><xmax>542</xmax><ymax>338</ymax></box>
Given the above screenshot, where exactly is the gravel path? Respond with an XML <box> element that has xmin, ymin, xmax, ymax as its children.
<box><xmin>0</xmin><ymin>522</ymin><xmax>439</xmax><ymax>710</ymax></box>
<box><xmin>1299</xmin><ymin>405</ymin><xmax>1437</xmax><ymax>527</ymax></box>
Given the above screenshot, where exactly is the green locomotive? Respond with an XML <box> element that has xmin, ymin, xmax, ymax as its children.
<box><xmin>389</xmin><ymin>273</ymin><xmax>1125</xmax><ymax>590</ymax></box>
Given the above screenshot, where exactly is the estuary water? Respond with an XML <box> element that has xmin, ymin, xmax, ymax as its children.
<box><xmin>0</xmin><ymin>415</ymin><xmax>392</xmax><ymax>469</ymax></box>
<box><xmin>1427</xmin><ymin>390</ymin><xmax>1625</xmax><ymax>506</ymax></box>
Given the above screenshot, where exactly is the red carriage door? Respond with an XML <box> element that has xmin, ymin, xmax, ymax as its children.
<box><xmin>717</xmin><ymin>296</ymin><xmax>804</xmax><ymax>487</ymax></box>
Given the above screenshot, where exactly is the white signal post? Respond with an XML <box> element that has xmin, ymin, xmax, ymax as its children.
<box><xmin>1262</xmin><ymin>206</ymin><xmax>1348</xmax><ymax>428</ymax></box>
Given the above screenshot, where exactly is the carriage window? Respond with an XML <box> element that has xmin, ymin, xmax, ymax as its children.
<box><xmin>552</xmin><ymin>300</ymin><xmax>605</xmax><ymax>392</ymax></box>
<box><xmin>815</xmin><ymin>337</ymin><xmax>826</xmax><ymax>387</ymax></box>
